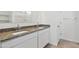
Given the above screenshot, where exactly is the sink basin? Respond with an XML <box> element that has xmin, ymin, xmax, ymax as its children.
<box><xmin>38</xmin><ymin>27</ymin><xmax>44</xmax><ymax>29</ymax></box>
<box><xmin>12</xmin><ymin>31</ymin><xmax>29</xmax><ymax>35</ymax></box>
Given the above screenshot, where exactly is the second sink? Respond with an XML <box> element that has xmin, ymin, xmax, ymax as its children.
<box><xmin>12</xmin><ymin>31</ymin><xmax>29</xmax><ymax>35</ymax></box>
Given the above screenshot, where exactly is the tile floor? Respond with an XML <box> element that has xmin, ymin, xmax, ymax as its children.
<box><xmin>45</xmin><ymin>39</ymin><xmax>79</xmax><ymax>48</ymax></box>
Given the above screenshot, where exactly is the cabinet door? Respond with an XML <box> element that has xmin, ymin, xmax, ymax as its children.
<box><xmin>14</xmin><ymin>38</ymin><xmax>37</xmax><ymax>48</ymax></box>
<box><xmin>2</xmin><ymin>32</ymin><xmax>37</xmax><ymax>48</ymax></box>
<box><xmin>38</xmin><ymin>28</ymin><xmax>50</xmax><ymax>48</ymax></box>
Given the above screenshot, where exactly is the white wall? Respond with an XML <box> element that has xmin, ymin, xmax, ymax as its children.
<box><xmin>37</xmin><ymin>11</ymin><xmax>48</xmax><ymax>24</ymax></box>
<box><xmin>74</xmin><ymin>11</ymin><xmax>79</xmax><ymax>42</ymax></box>
<box><xmin>31</xmin><ymin>11</ymin><xmax>48</xmax><ymax>24</ymax></box>
<box><xmin>31</xmin><ymin>11</ymin><xmax>39</xmax><ymax>24</ymax></box>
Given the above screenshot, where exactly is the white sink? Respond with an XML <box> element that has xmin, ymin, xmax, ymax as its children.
<box><xmin>12</xmin><ymin>31</ymin><xmax>29</xmax><ymax>35</ymax></box>
<box><xmin>38</xmin><ymin>27</ymin><xmax>44</xmax><ymax>29</ymax></box>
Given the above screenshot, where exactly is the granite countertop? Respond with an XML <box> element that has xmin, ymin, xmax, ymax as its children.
<box><xmin>0</xmin><ymin>24</ymin><xmax>50</xmax><ymax>42</ymax></box>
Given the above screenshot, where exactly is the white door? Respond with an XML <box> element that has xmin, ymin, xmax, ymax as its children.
<box><xmin>60</xmin><ymin>11</ymin><xmax>75</xmax><ymax>42</ymax></box>
<box><xmin>63</xmin><ymin>18</ymin><xmax>75</xmax><ymax>41</ymax></box>
<box><xmin>45</xmin><ymin>11</ymin><xmax>63</xmax><ymax>45</ymax></box>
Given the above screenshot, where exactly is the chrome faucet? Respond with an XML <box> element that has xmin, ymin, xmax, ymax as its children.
<box><xmin>17</xmin><ymin>24</ymin><xmax>20</xmax><ymax>31</ymax></box>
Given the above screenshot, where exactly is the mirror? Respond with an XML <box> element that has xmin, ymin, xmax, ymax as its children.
<box><xmin>0</xmin><ymin>11</ymin><xmax>12</xmax><ymax>23</ymax></box>
<box><xmin>0</xmin><ymin>11</ymin><xmax>32</xmax><ymax>23</ymax></box>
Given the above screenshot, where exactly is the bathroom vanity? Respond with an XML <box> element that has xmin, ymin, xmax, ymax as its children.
<box><xmin>0</xmin><ymin>25</ymin><xmax>50</xmax><ymax>48</ymax></box>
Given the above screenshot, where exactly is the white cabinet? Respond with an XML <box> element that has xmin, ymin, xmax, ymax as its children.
<box><xmin>38</xmin><ymin>28</ymin><xmax>50</xmax><ymax>48</ymax></box>
<box><xmin>14</xmin><ymin>38</ymin><xmax>37</xmax><ymax>48</ymax></box>
<box><xmin>2</xmin><ymin>28</ymin><xmax>50</xmax><ymax>48</ymax></box>
<box><xmin>2</xmin><ymin>32</ymin><xmax>37</xmax><ymax>48</ymax></box>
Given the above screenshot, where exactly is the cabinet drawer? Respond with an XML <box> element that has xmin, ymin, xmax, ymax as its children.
<box><xmin>2</xmin><ymin>32</ymin><xmax>37</xmax><ymax>48</ymax></box>
<box><xmin>14</xmin><ymin>38</ymin><xmax>37</xmax><ymax>48</ymax></box>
